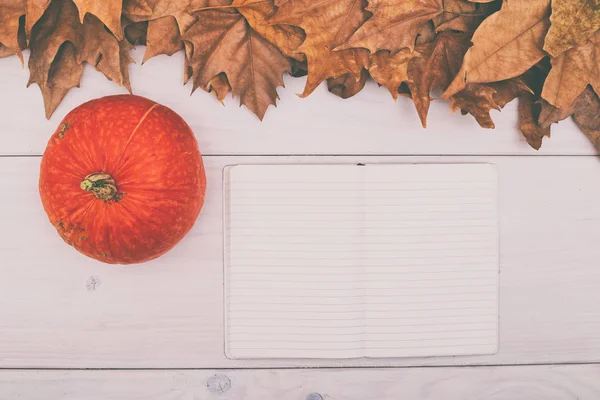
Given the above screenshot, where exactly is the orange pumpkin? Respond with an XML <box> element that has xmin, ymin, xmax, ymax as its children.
<box><xmin>39</xmin><ymin>95</ymin><xmax>206</xmax><ymax>264</ymax></box>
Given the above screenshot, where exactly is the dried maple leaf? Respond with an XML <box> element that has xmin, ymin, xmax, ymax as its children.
<box><xmin>337</xmin><ymin>0</ymin><xmax>443</xmax><ymax>54</ymax></box>
<box><xmin>434</xmin><ymin>0</ymin><xmax>479</xmax><ymax>33</ymax></box>
<box><xmin>406</xmin><ymin>31</ymin><xmax>471</xmax><ymax>127</ymax></box>
<box><xmin>143</xmin><ymin>16</ymin><xmax>182</xmax><ymax>63</ymax></box>
<box><xmin>25</xmin><ymin>0</ymin><xmax>51</xmax><ymax>40</ymax></box>
<box><xmin>184</xmin><ymin>2</ymin><xmax>290</xmax><ymax>119</ymax></box>
<box><xmin>207</xmin><ymin>73</ymin><xmax>232</xmax><ymax>104</ymax></box>
<box><xmin>124</xmin><ymin>18</ymin><xmax>148</xmax><ymax>45</ymax></box>
<box><xmin>327</xmin><ymin>70</ymin><xmax>368</xmax><ymax>99</ymax></box>
<box><xmin>234</xmin><ymin>0</ymin><xmax>305</xmax><ymax>60</ymax></box>
<box><xmin>79</xmin><ymin>15</ymin><xmax>135</xmax><ymax>91</ymax></box>
<box><xmin>544</xmin><ymin>0</ymin><xmax>600</xmax><ymax>57</ymax></box>
<box><xmin>123</xmin><ymin>0</ymin><xmax>206</xmax><ymax>33</ymax></box>
<box><xmin>518</xmin><ymin>93</ymin><xmax>551</xmax><ymax>150</ymax></box>
<box><xmin>27</xmin><ymin>0</ymin><xmax>83</xmax><ymax>117</ymax></box>
<box><xmin>73</xmin><ymin>0</ymin><xmax>123</xmax><ymax>39</ymax></box>
<box><xmin>28</xmin><ymin>0</ymin><xmax>134</xmax><ymax>118</ymax></box>
<box><xmin>270</xmin><ymin>0</ymin><xmax>370</xmax><ymax>97</ymax></box>
<box><xmin>368</xmin><ymin>49</ymin><xmax>418</xmax><ymax>100</ymax></box>
<box><xmin>571</xmin><ymin>87</ymin><xmax>600</xmax><ymax>149</ymax></box>
<box><xmin>542</xmin><ymin>87</ymin><xmax>600</xmax><ymax>149</ymax></box>
<box><xmin>36</xmin><ymin>42</ymin><xmax>84</xmax><ymax>119</ymax></box>
<box><xmin>541</xmin><ymin>30</ymin><xmax>600</xmax><ymax>110</ymax></box>
<box><xmin>0</xmin><ymin>0</ymin><xmax>25</xmax><ymax>64</ymax></box>
<box><xmin>443</xmin><ymin>0</ymin><xmax>551</xmax><ymax>99</ymax></box>
<box><xmin>449</xmin><ymin>78</ymin><xmax>531</xmax><ymax>129</ymax></box>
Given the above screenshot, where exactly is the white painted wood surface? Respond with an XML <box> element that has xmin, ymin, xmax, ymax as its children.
<box><xmin>1</xmin><ymin>365</ymin><xmax>600</xmax><ymax>399</ymax></box>
<box><xmin>0</xmin><ymin>49</ymin><xmax>594</xmax><ymax>156</ymax></box>
<box><xmin>1</xmin><ymin>46</ymin><xmax>600</xmax><ymax>396</ymax></box>
<box><xmin>2</xmin><ymin>155</ymin><xmax>600</xmax><ymax>368</ymax></box>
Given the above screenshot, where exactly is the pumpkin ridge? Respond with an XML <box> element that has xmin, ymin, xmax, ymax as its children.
<box><xmin>114</xmin><ymin>102</ymin><xmax>161</xmax><ymax>167</ymax></box>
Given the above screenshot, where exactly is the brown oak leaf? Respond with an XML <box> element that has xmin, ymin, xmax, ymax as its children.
<box><xmin>73</xmin><ymin>0</ymin><xmax>123</xmax><ymax>39</ymax></box>
<box><xmin>443</xmin><ymin>0</ymin><xmax>551</xmax><ymax>99</ymax></box>
<box><xmin>544</xmin><ymin>0</ymin><xmax>600</xmax><ymax>57</ymax></box>
<box><xmin>327</xmin><ymin>69</ymin><xmax>368</xmax><ymax>99</ymax></box>
<box><xmin>337</xmin><ymin>0</ymin><xmax>443</xmax><ymax>54</ymax></box>
<box><xmin>184</xmin><ymin>2</ymin><xmax>291</xmax><ymax>119</ymax></box>
<box><xmin>143</xmin><ymin>16</ymin><xmax>182</xmax><ymax>63</ymax></box>
<box><xmin>541</xmin><ymin>30</ymin><xmax>600</xmax><ymax>110</ymax></box>
<box><xmin>518</xmin><ymin>93</ymin><xmax>551</xmax><ymax>150</ymax></box>
<box><xmin>0</xmin><ymin>0</ymin><xmax>25</xmax><ymax>64</ymax></box>
<box><xmin>270</xmin><ymin>0</ymin><xmax>370</xmax><ymax>97</ymax></box>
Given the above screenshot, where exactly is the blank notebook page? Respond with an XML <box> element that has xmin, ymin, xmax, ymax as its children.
<box><xmin>224</xmin><ymin>164</ymin><xmax>499</xmax><ymax>359</ymax></box>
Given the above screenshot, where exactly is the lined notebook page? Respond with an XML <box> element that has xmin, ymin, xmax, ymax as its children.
<box><xmin>224</xmin><ymin>164</ymin><xmax>499</xmax><ymax>359</ymax></box>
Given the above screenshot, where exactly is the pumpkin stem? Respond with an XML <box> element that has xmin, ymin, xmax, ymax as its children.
<box><xmin>80</xmin><ymin>172</ymin><xmax>120</xmax><ymax>202</ymax></box>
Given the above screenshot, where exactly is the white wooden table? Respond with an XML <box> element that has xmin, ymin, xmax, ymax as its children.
<box><xmin>1</xmin><ymin>48</ymin><xmax>599</xmax><ymax>399</ymax></box>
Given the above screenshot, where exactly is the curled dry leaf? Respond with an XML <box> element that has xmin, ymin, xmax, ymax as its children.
<box><xmin>0</xmin><ymin>0</ymin><xmax>25</xmax><ymax>64</ymax></box>
<box><xmin>544</xmin><ymin>0</ymin><xmax>600</xmax><ymax>57</ymax></box>
<box><xmin>327</xmin><ymin>69</ymin><xmax>368</xmax><ymax>99</ymax></box>
<box><xmin>541</xmin><ymin>30</ymin><xmax>600</xmax><ymax>110</ymax></box>
<box><xmin>73</xmin><ymin>0</ymin><xmax>123</xmax><ymax>39</ymax></box>
<box><xmin>270</xmin><ymin>0</ymin><xmax>370</xmax><ymax>97</ymax></box>
<box><xmin>443</xmin><ymin>0</ymin><xmax>550</xmax><ymax>99</ymax></box>
<box><xmin>144</xmin><ymin>16</ymin><xmax>182</xmax><ymax>63</ymax></box>
<box><xmin>518</xmin><ymin>93</ymin><xmax>551</xmax><ymax>150</ymax></box>
<box><xmin>338</xmin><ymin>0</ymin><xmax>443</xmax><ymax>54</ymax></box>
<box><xmin>184</xmin><ymin>1</ymin><xmax>290</xmax><ymax>119</ymax></box>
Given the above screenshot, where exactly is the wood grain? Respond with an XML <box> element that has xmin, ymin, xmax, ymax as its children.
<box><xmin>1</xmin><ymin>155</ymin><xmax>600</xmax><ymax>368</ymax></box>
<box><xmin>1</xmin><ymin>365</ymin><xmax>600</xmax><ymax>399</ymax></box>
<box><xmin>0</xmin><ymin>49</ymin><xmax>594</xmax><ymax>157</ymax></box>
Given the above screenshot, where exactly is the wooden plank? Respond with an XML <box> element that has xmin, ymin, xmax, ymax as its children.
<box><xmin>1</xmin><ymin>365</ymin><xmax>600</xmax><ymax>399</ymax></box>
<box><xmin>0</xmin><ymin>50</ymin><xmax>593</xmax><ymax>157</ymax></box>
<box><xmin>1</xmin><ymin>155</ymin><xmax>600</xmax><ymax>368</ymax></box>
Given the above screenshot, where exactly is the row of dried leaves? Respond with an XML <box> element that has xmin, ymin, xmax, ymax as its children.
<box><xmin>0</xmin><ymin>0</ymin><xmax>599</xmax><ymax>150</ymax></box>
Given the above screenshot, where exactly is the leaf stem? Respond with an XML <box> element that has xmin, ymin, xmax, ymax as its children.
<box><xmin>190</xmin><ymin>0</ymin><xmax>270</xmax><ymax>13</ymax></box>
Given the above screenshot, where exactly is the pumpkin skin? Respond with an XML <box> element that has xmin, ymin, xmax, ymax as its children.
<box><xmin>39</xmin><ymin>95</ymin><xmax>206</xmax><ymax>264</ymax></box>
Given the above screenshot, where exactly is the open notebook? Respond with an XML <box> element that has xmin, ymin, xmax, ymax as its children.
<box><xmin>224</xmin><ymin>164</ymin><xmax>499</xmax><ymax>359</ymax></box>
